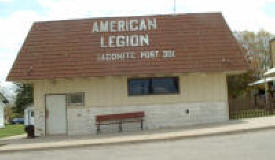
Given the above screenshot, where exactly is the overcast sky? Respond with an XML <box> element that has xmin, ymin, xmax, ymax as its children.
<box><xmin>0</xmin><ymin>0</ymin><xmax>275</xmax><ymax>90</ymax></box>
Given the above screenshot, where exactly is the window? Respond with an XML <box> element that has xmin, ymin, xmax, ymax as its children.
<box><xmin>30</xmin><ymin>111</ymin><xmax>34</xmax><ymax>117</ymax></box>
<box><xmin>67</xmin><ymin>92</ymin><xmax>85</xmax><ymax>106</ymax></box>
<box><xmin>128</xmin><ymin>77</ymin><xmax>179</xmax><ymax>95</ymax></box>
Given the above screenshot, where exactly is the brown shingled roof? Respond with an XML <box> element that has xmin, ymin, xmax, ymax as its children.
<box><xmin>7</xmin><ymin>12</ymin><xmax>248</xmax><ymax>81</ymax></box>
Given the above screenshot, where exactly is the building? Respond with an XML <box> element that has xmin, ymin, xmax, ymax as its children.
<box><xmin>7</xmin><ymin>13</ymin><xmax>248</xmax><ymax>136</ymax></box>
<box><xmin>271</xmin><ymin>38</ymin><xmax>275</xmax><ymax>67</ymax></box>
<box><xmin>0</xmin><ymin>92</ymin><xmax>9</xmax><ymax>128</ymax></box>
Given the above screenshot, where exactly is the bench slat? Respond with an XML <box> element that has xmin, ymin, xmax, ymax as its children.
<box><xmin>96</xmin><ymin>111</ymin><xmax>144</xmax><ymax>122</ymax></box>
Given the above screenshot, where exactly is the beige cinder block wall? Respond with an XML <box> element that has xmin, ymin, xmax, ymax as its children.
<box><xmin>33</xmin><ymin>72</ymin><xmax>229</xmax><ymax>136</ymax></box>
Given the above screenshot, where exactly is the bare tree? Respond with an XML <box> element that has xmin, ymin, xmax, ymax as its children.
<box><xmin>234</xmin><ymin>30</ymin><xmax>273</xmax><ymax>79</ymax></box>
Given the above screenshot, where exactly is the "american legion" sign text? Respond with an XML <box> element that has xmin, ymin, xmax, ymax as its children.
<box><xmin>92</xmin><ymin>18</ymin><xmax>175</xmax><ymax>61</ymax></box>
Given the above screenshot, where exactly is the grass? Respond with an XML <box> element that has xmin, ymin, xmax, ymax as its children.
<box><xmin>0</xmin><ymin>124</ymin><xmax>25</xmax><ymax>139</ymax></box>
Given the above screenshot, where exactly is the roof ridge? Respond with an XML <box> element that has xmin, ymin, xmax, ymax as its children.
<box><xmin>34</xmin><ymin>12</ymin><xmax>222</xmax><ymax>24</ymax></box>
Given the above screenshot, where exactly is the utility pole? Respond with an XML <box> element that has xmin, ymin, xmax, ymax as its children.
<box><xmin>174</xmin><ymin>0</ymin><xmax>176</xmax><ymax>14</ymax></box>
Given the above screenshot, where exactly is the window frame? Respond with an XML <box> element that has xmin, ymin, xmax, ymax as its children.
<box><xmin>66</xmin><ymin>92</ymin><xmax>85</xmax><ymax>106</ymax></box>
<box><xmin>127</xmin><ymin>77</ymin><xmax>180</xmax><ymax>96</ymax></box>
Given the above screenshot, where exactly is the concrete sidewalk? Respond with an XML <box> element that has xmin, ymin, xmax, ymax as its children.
<box><xmin>1</xmin><ymin>116</ymin><xmax>275</xmax><ymax>153</ymax></box>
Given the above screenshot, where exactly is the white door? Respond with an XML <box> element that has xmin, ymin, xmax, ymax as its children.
<box><xmin>46</xmin><ymin>95</ymin><xmax>67</xmax><ymax>135</ymax></box>
<box><xmin>0</xmin><ymin>105</ymin><xmax>4</xmax><ymax>128</ymax></box>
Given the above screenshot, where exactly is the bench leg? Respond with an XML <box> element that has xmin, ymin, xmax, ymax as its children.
<box><xmin>141</xmin><ymin>119</ymin><xmax>144</xmax><ymax>130</ymax></box>
<box><xmin>119</xmin><ymin>121</ymin><xmax>123</xmax><ymax>132</ymax></box>
<box><xmin>97</xmin><ymin>124</ymin><xmax>100</xmax><ymax>134</ymax></box>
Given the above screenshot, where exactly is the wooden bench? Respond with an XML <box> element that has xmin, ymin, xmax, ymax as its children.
<box><xmin>95</xmin><ymin>111</ymin><xmax>145</xmax><ymax>134</ymax></box>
